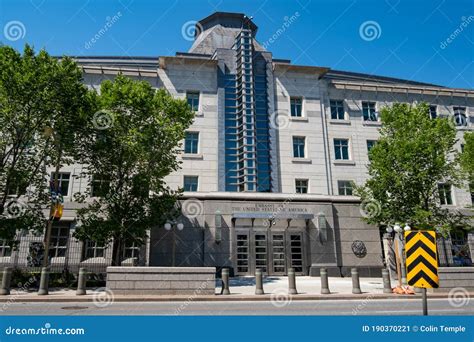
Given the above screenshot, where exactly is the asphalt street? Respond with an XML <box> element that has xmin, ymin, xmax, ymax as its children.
<box><xmin>1</xmin><ymin>298</ymin><xmax>472</xmax><ymax>316</ymax></box>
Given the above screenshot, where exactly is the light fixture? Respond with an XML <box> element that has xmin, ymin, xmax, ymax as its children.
<box><xmin>164</xmin><ymin>223</ymin><xmax>171</xmax><ymax>230</ymax></box>
<box><xmin>393</xmin><ymin>224</ymin><xmax>402</xmax><ymax>233</ymax></box>
<box><xmin>177</xmin><ymin>223</ymin><xmax>184</xmax><ymax>231</ymax></box>
<box><xmin>404</xmin><ymin>224</ymin><xmax>411</xmax><ymax>232</ymax></box>
<box><xmin>215</xmin><ymin>210</ymin><xmax>222</xmax><ymax>244</ymax></box>
<box><xmin>386</xmin><ymin>226</ymin><xmax>393</xmax><ymax>233</ymax></box>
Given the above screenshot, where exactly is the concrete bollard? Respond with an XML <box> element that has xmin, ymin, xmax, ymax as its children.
<box><xmin>221</xmin><ymin>268</ymin><xmax>230</xmax><ymax>295</ymax></box>
<box><xmin>37</xmin><ymin>267</ymin><xmax>50</xmax><ymax>296</ymax></box>
<box><xmin>382</xmin><ymin>268</ymin><xmax>392</xmax><ymax>294</ymax></box>
<box><xmin>351</xmin><ymin>268</ymin><xmax>362</xmax><ymax>294</ymax></box>
<box><xmin>288</xmin><ymin>268</ymin><xmax>297</xmax><ymax>295</ymax></box>
<box><xmin>0</xmin><ymin>267</ymin><xmax>12</xmax><ymax>295</ymax></box>
<box><xmin>255</xmin><ymin>268</ymin><xmax>264</xmax><ymax>295</ymax></box>
<box><xmin>76</xmin><ymin>268</ymin><xmax>87</xmax><ymax>295</ymax></box>
<box><xmin>320</xmin><ymin>268</ymin><xmax>330</xmax><ymax>294</ymax></box>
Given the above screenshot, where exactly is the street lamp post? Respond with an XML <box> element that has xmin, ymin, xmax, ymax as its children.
<box><xmin>165</xmin><ymin>222</ymin><xmax>184</xmax><ymax>267</ymax></box>
<box><xmin>386</xmin><ymin>223</ymin><xmax>411</xmax><ymax>288</ymax></box>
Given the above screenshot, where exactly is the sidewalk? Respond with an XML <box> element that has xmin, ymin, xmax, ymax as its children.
<box><xmin>0</xmin><ymin>276</ymin><xmax>465</xmax><ymax>302</ymax></box>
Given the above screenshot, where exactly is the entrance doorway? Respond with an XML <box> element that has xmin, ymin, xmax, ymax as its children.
<box><xmin>235</xmin><ymin>229</ymin><xmax>305</xmax><ymax>276</ymax></box>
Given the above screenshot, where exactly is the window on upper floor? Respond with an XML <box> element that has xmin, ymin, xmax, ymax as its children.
<box><xmin>183</xmin><ymin>176</ymin><xmax>199</xmax><ymax>192</ymax></box>
<box><xmin>292</xmin><ymin>136</ymin><xmax>306</xmax><ymax>158</ymax></box>
<box><xmin>50</xmin><ymin>172</ymin><xmax>70</xmax><ymax>196</ymax></box>
<box><xmin>91</xmin><ymin>174</ymin><xmax>110</xmax><ymax>197</ymax></box>
<box><xmin>186</xmin><ymin>91</ymin><xmax>200</xmax><ymax>112</ymax></box>
<box><xmin>453</xmin><ymin>106</ymin><xmax>467</xmax><ymax>126</ymax></box>
<box><xmin>429</xmin><ymin>105</ymin><xmax>438</xmax><ymax>119</ymax></box>
<box><xmin>295</xmin><ymin>179</ymin><xmax>308</xmax><ymax>194</ymax></box>
<box><xmin>438</xmin><ymin>183</ymin><xmax>453</xmax><ymax>205</ymax></box>
<box><xmin>290</xmin><ymin>97</ymin><xmax>303</xmax><ymax>117</ymax></box>
<box><xmin>367</xmin><ymin>140</ymin><xmax>377</xmax><ymax>152</ymax></box>
<box><xmin>334</xmin><ymin>139</ymin><xmax>350</xmax><ymax>160</ymax></box>
<box><xmin>184</xmin><ymin>132</ymin><xmax>199</xmax><ymax>154</ymax></box>
<box><xmin>330</xmin><ymin>100</ymin><xmax>345</xmax><ymax>120</ymax></box>
<box><xmin>362</xmin><ymin>101</ymin><xmax>377</xmax><ymax>121</ymax></box>
<box><xmin>338</xmin><ymin>180</ymin><xmax>353</xmax><ymax>196</ymax></box>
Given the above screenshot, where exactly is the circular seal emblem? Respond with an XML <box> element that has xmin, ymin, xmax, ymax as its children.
<box><xmin>351</xmin><ymin>240</ymin><xmax>367</xmax><ymax>258</ymax></box>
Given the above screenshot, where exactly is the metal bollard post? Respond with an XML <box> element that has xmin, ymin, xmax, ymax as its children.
<box><xmin>76</xmin><ymin>268</ymin><xmax>87</xmax><ymax>295</ymax></box>
<box><xmin>255</xmin><ymin>268</ymin><xmax>264</xmax><ymax>295</ymax></box>
<box><xmin>351</xmin><ymin>268</ymin><xmax>362</xmax><ymax>294</ymax></box>
<box><xmin>221</xmin><ymin>268</ymin><xmax>230</xmax><ymax>295</ymax></box>
<box><xmin>382</xmin><ymin>268</ymin><xmax>392</xmax><ymax>294</ymax></box>
<box><xmin>0</xmin><ymin>267</ymin><xmax>12</xmax><ymax>295</ymax></box>
<box><xmin>288</xmin><ymin>268</ymin><xmax>297</xmax><ymax>295</ymax></box>
<box><xmin>320</xmin><ymin>268</ymin><xmax>330</xmax><ymax>294</ymax></box>
<box><xmin>37</xmin><ymin>267</ymin><xmax>50</xmax><ymax>296</ymax></box>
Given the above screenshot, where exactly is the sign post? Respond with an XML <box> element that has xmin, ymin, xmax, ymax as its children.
<box><xmin>405</xmin><ymin>230</ymin><xmax>439</xmax><ymax>316</ymax></box>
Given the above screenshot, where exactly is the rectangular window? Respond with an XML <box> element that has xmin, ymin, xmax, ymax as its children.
<box><xmin>429</xmin><ymin>105</ymin><xmax>437</xmax><ymax>119</ymax></box>
<box><xmin>362</xmin><ymin>101</ymin><xmax>377</xmax><ymax>121</ymax></box>
<box><xmin>453</xmin><ymin>106</ymin><xmax>467</xmax><ymax>126</ymax></box>
<box><xmin>367</xmin><ymin>140</ymin><xmax>376</xmax><ymax>152</ymax></box>
<box><xmin>293</xmin><ymin>137</ymin><xmax>305</xmax><ymax>158</ymax></box>
<box><xmin>295</xmin><ymin>179</ymin><xmax>308</xmax><ymax>194</ymax></box>
<box><xmin>49</xmin><ymin>223</ymin><xmax>70</xmax><ymax>258</ymax></box>
<box><xmin>84</xmin><ymin>240</ymin><xmax>105</xmax><ymax>259</ymax></box>
<box><xmin>186</xmin><ymin>91</ymin><xmax>200</xmax><ymax>112</ymax></box>
<box><xmin>338</xmin><ymin>180</ymin><xmax>353</xmax><ymax>196</ymax></box>
<box><xmin>334</xmin><ymin>139</ymin><xmax>350</xmax><ymax>160</ymax></box>
<box><xmin>0</xmin><ymin>240</ymin><xmax>12</xmax><ymax>257</ymax></box>
<box><xmin>123</xmin><ymin>241</ymin><xmax>140</xmax><ymax>260</ymax></box>
<box><xmin>183</xmin><ymin>176</ymin><xmax>199</xmax><ymax>192</ymax></box>
<box><xmin>438</xmin><ymin>184</ymin><xmax>453</xmax><ymax>205</ymax></box>
<box><xmin>290</xmin><ymin>97</ymin><xmax>302</xmax><ymax>117</ymax></box>
<box><xmin>91</xmin><ymin>175</ymin><xmax>110</xmax><ymax>197</ymax></box>
<box><xmin>50</xmin><ymin>172</ymin><xmax>70</xmax><ymax>196</ymax></box>
<box><xmin>330</xmin><ymin>100</ymin><xmax>345</xmax><ymax>120</ymax></box>
<box><xmin>184</xmin><ymin>132</ymin><xmax>199</xmax><ymax>154</ymax></box>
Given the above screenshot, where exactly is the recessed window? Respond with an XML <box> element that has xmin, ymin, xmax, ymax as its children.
<box><xmin>123</xmin><ymin>241</ymin><xmax>140</xmax><ymax>260</ymax></box>
<box><xmin>438</xmin><ymin>184</ymin><xmax>453</xmax><ymax>205</ymax></box>
<box><xmin>184</xmin><ymin>132</ymin><xmax>199</xmax><ymax>154</ymax></box>
<box><xmin>183</xmin><ymin>176</ymin><xmax>199</xmax><ymax>192</ymax></box>
<box><xmin>338</xmin><ymin>181</ymin><xmax>353</xmax><ymax>196</ymax></box>
<box><xmin>295</xmin><ymin>179</ymin><xmax>308</xmax><ymax>194</ymax></box>
<box><xmin>362</xmin><ymin>101</ymin><xmax>377</xmax><ymax>121</ymax></box>
<box><xmin>453</xmin><ymin>107</ymin><xmax>467</xmax><ymax>126</ymax></box>
<box><xmin>186</xmin><ymin>91</ymin><xmax>200</xmax><ymax>112</ymax></box>
<box><xmin>334</xmin><ymin>139</ymin><xmax>349</xmax><ymax>160</ymax></box>
<box><xmin>429</xmin><ymin>105</ymin><xmax>437</xmax><ymax>119</ymax></box>
<box><xmin>0</xmin><ymin>240</ymin><xmax>12</xmax><ymax>257</ymax></box>
<box><xmin>91</xmin><ymin>175</ymin><xmax>110</xmax><ymax>197</ymax></box>
<box><xmin>367</xmin><ymin>140</ymin><xmax>376</xmax><ymax>152</ymax></box>
<box><xmin>293</xmin><ymin>136</ymin><xmax>306</xmax><ymax>158</ymax></box>
<box><xmin>49</xmin><ymin>223</ymin><xmax>70</xmax><ymax>258</ymax></box>
<box><xmin>330</xmin><ymin>100</ymin><xmax>345</xmax><ymax>120</ymax></box>
<box><xmin>50</xmin><ymin>172</ymin><xmax>70</xmax><ymax>196</ymax></box>
<box><xmin>290</xmin><ymin>97</ymin><xmax>303</xmax><ymax>117</ymax></box>
<box><xmin>84</xmin><ymin>240</ymin><xmax>105</xmax><ymax>259</ymax></box>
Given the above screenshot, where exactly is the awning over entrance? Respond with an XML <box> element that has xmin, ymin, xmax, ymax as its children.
<box><xmin>232</xmin><ymin>212</ymin><xmax>314</xmax><ymax>220</ymax></box>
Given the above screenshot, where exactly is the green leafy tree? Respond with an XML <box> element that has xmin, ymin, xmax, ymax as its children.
<box><xmin>74</xmin><ymin>75</ymin><xmax>194</xmax><ymax>266</ymax></box>
<box><xmin>355</xmin><ymin>102</ymin><xmax>468</xmax><ymax>232</ymax></box>
<box><xmin>459</xmin><ymin>131</ymin><xmax>474</xmax><ymax>184</ymax></box>
<box><xmin>0</xmin><ymin>45</ymin><xmax>91</xmax><ymax>246</ymax></box>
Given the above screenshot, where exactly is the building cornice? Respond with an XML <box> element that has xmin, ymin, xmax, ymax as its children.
<box><xmin>273</xmin><ymin>63</ymin><xmax>330</xmax><ymax>79</ymax></box>
<box><xmin>158</xmin><ymin>56</ymin><xmax>218</xmax><ymax>69</ymax></box>
<box><xmin>81</xmin><ymin>65</ymin><xmax>158</xmax><ymax>77</ymax></box>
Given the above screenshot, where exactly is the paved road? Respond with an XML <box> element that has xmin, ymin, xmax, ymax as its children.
<box><xmin>1</xmin><ymin>299</ymin><xmax>472</xmax><ymax>315</ymax></box>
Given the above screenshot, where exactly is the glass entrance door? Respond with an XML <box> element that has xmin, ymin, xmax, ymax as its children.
<box><xmin>271</xmin><ymin>233</ymin><xmax>286</xmax><ymax>275</ymax></box>
<box><xmin>254</xmin><ymin>233</ymin><xmax>268</xmax><ymax>274</ymax></box>
<box><xmin>289</xmin><ymin>233</ymin><xmax>304</xmax><ymax>273</ymax></box>
<box><xmin>236</xmin><ymin>232</ymin><xmax>249</xmax><ymax>275</ymax></box>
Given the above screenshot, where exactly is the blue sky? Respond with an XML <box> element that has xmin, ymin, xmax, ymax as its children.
<box><xmin>0</xmin><ymin>0</ymin><xmax>473</xmax><ymax>88</ymax></box>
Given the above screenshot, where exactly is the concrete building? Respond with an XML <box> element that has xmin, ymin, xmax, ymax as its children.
<box><xmin>1</xmin><ymin>12</ymin><xmax>473</xmax><ymax>277</ymax></box>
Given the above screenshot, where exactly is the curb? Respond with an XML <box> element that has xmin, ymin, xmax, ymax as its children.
<box><xmin>0</xmin><ymin>292</ymin><xmax>465</xmax><ymax>303</ymax></box>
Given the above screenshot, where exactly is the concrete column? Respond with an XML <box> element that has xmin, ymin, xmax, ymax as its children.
<box><xmin>320</xmin><ymin>268</ymin><xmax>330</xmax><ymax>294</ymax></box>
<box><xmin>288</xmin><ymin>268</ymin><xmax>297</xmax><ymax>295</ymax></box>
<box><xmin>351</xmin><ymin>268</ymin><xmax>362</xmax><ymax>294</ymax></box>
<box><xmin>221</xmin><ymin>268</ymin><xmax>230</xmax><ymax>295</ymax></box>
<box><xmin>76</xmin><ymin>268</ymin><xmax>87</xmax><ymax>295</ymax></box>
<box><xmin>255</xmin><ymin>268</ymin><xmax>264</xmax><ymax>295</ymax></box>
<box><xmin>0</xmin><ymin>267</ymin><xmax>12</xmax><ymax>295</ymax></box>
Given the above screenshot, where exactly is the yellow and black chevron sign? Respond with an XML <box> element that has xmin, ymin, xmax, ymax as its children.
<box><xmin>405</xmin><ymin>230</ymin><xmax>439</xmax><ymax>288</ymax></box>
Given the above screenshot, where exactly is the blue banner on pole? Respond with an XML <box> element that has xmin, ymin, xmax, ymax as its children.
<box><xmin>0</xmin><ymin>316</ymin><xmax>471</xmax><ymax>342</ymax></box>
